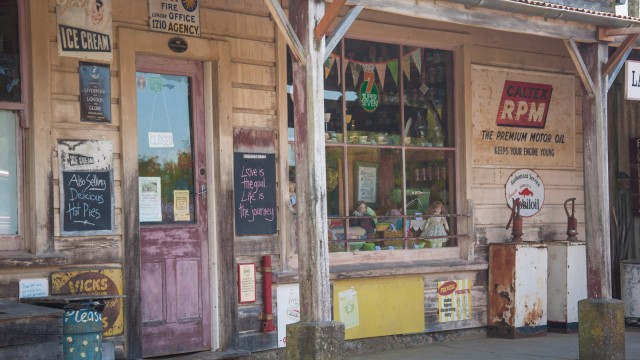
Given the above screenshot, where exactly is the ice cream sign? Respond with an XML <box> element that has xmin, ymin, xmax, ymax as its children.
<box><xmin>496</xmin><ymin>81</ymin><xmax>553</xmax><ymax>128</ymax></box>
<box><xmin>504</xmin><ymin>168</ymin><xmax>544</xmax><ymax>217</ymax></box>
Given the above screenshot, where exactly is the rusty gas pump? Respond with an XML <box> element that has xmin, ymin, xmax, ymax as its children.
<box><xmin>564</xmin><ymin>197</ymin><xmax>578</xmax><ymax>241</ymax></box>
<box><xmin>506</xmin><ymin>198</ymin><xmax>523</xmax><ymax>242</ymax></box>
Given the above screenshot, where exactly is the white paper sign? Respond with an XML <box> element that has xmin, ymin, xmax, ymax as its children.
<box><xmin>139</xmin><ymin>177</ymin><xmax>162</xmax><ymax>222</ymax></box>
<box><xmin>148</xmin><ymin>132</ymin><xmax>174</xmax><ymax>148</ymax></box>
<box><xmin>338</xmin><ymin>287</ymin><xmax>360</xmax><ymax>329</ymax></box>
<box><xmin>19</xmin><ymin>278</ymin><xmax>49</xmax><ymax>299</ymax></box>
<box><xmin>276</xmin><ymin>283</ymin><xmax>300</xmax><ymax>348</ymax></box>
<box><xmin>148</xmin><ymin>0</ymin><xmax>201</xmax><ymax>37</ymax></box>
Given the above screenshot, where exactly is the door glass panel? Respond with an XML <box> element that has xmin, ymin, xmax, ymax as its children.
<box><xmin>136</xmin><ymin>72</ymin><xmax>195</xmax><ymax>224</ymax></box>
<box><xmin>0</xmin><ymin>110</ymin><xmax>18</xmax><ymax>234</ymax></box>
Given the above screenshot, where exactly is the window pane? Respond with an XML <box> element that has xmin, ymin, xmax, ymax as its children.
<box><xmin>0</xmin><ymin>110</ymin><xmax>18</xmax><ymax>234</ymax></box>
<box><xmin>0</xmin><ymin>0</ymin><xmax>21</xmax><ymax>102</ymax></box>
<box><xmin>344</xmin><ymin>39</ymin><xmax>401</xmax><ymax>141</ymax></box>
<box><xmin>136</xmin><ymin>72</ymin><xmax>195</xmax><ymax>224</ymax></box>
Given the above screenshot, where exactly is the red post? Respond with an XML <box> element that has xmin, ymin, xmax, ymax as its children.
<box><xmin>261</xmin><ymin>255</ymin><xmax>275</xmax><ymax>332</ymax></box>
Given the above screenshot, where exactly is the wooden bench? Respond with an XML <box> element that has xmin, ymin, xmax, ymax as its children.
<box><xmin>0</xmin><ymin>300</ymin><xmax>64</xmax><ymax>360</ymax></box>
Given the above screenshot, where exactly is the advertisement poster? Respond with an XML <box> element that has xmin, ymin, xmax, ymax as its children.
<box><xmin>337</xmin><ymin>287</ymin><xmax>360</xmax><ymax>329</ymax></box>
<box><xmin>139</xmin><ymin>177</ymin><xmax>162</xmax><ymax>222</ymax></box>
<box><xmin>438</xmin><ymin>279</ymin><xmax>471</xmax><ymax>322</ymax></box>
<box><xmin>51</xmin><ymin>269</ymin><xmax>124</xmax><ymax>336</ymax></box>
<box><xmin>79</xmin><ymin>62</ymin><xmax>111</xmax><ymax>122</ymax></box>
<box><xmin>173</xmin><ymin>190</ymin><xmax>190</xmax><ymax>221</ymax></box>
<box><xmin>56</xmin><ymin>0</ymin><xmax>113</xmax><ymax>61</ymax></box>
<box><xmin>504</xmin><ymin>168</ymin><xmax>545</xmax><ymax>217</ymax></box>
<box><xmin>472</xmin><ymin>65</ymin><xmax>575</xmax><ymax>167</ymax></box>
<box><xmin>149</xmin><ymin>0</ymin><xmax>201</xmax><ymax>37</ymax></box>
<box><xmin>276</xmin><ymin>283</ymin><xmax>300</xmax><ymax>348</ymax></box>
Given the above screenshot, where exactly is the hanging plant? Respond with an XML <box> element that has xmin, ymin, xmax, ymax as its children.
<box><xmin>326</xmin><ymin>167</ymin><xmax>339</xmax><ymax>192</ymax></box>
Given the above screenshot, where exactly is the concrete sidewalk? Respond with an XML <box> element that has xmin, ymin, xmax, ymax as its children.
<box><xmin>349</xmin><ymin>328</ymin><xmax>640</xmax><ymax>360</ymax></box>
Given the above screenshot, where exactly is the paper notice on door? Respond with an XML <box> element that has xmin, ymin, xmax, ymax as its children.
<box><xmin>173</xmin><ymin>190</ymin><xmax>190</xmax><ymax>221</ymax></box>
<box><xmin>338</xmin><ymin>287</ymin><xmax>360</xmax><ymax>329</ymax></box>
<box><xmin>139</xmin><ymin>177</ymin><xmax>162</xmax><ymax>222</ymax></box>
<box><xmin>149</xmin><ymin>132</ymin><xmax>174</xmax><ymax>148</ymax></box>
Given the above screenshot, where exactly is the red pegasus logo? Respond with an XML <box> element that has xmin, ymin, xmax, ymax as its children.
<box><xmin>519</xmin><ymin>188</ymin><xmax>534</xmax><ymax>196</ymax></box>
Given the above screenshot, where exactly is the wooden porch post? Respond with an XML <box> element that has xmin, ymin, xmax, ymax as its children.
<box><xmin>580</xmin><ymin>42</ymin><xmax>612</xmax><ymax>299</ymax></box>
<box><xmin>289</xmin><ymin>0</ymin><xmax>331</xmax><ymax>323</ymax></box>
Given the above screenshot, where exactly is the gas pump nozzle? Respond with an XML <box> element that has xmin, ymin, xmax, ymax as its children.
<box><xmin>564</xmin><ymin>198</ymin><xmax>578</xmax><ymax>241</ymax></box>
<box><xmin>506</xmin><ymin>198</ymin><xmax>523</xmax><ymax>243</ymax></box>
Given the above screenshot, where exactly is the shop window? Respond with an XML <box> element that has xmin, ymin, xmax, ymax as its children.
<box><xmin>0</xmin><ymin>0</ymin><xmax>21</xmax><ymax>102</ymax></box>
<box><xmin>288</xmin><ymin>38</ymin><xmax>458</xmax><ymax>253</ymax></box>
<box><xmin>0</xmin><ymin>0</ymin><xmax>24</xmax><ymax>251</ymax></box>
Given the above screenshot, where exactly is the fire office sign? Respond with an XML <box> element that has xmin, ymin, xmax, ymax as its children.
<box><xmin>504</xmin><ymin>168</ymin><xmax>545</xmax><ymax>217</ymax></box>
<box><xmin>149</xmin><ymin>0</ymin><xmax>201</xmax><ymax>37</ymax></box>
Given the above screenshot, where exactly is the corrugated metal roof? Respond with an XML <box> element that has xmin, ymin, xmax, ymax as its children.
<box><xmin>509</xmin><ymin>0</ymin><xmax>640</xmax><ymax>21</ymax></box>
<box><xmin>448</xmin><ymin>0</ymin><xmax>640</xmax><ymax>28</ymax></box>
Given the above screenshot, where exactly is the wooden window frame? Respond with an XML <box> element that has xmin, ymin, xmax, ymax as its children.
<box><xmin>0</xmin><ymin>0</ymin><xmax>28</xmax><ymax>251</ymax></box>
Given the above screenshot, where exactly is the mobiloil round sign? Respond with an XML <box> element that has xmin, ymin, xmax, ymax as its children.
<box><xmin>505</xmin><ymin>168</ymin><xmax>544</xmax><ymax>217</ymax></box>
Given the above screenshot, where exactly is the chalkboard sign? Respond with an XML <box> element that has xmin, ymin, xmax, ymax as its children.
<box><xmin>62</xmin><ymin>170</ymin><xmax>113</xmax><ymax>232</ymax></box>
<box><xmin>234</xmin><ymin>152</ymin><xmax>277</xmax><ymax>235</ymax></box>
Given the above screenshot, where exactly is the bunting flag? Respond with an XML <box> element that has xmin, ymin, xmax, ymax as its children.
<box><xmin>374</xmin><ymin>62</ymin><xmax>387</xmax><ymax>90</ymax></box>
<box><xmin>388</xmin><ymin>60</ymin><xmax>399</xmax><ymax>86</ymax></box>
<box><xmin>350</xmin><ymin>62</ymin><xmax>360</xmax><ymax>88</ymax></box>
<box><xmin>402</xmin><ymin>55</ymin><xmax>411</xmax><ymax>80</ymax></box>
<box><xmin>324</xmin><ymin>54</ymin><xmax>336</xmax><ymax>79</ymax></box>
<box><xmin>412</xmin><ymin>49</ymin><xmax>422</xmax><ymax>74</ymax></box>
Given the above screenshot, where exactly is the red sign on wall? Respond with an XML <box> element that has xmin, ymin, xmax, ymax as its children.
<box><xmin>496</xmin><ymin>80</ymin><xmax>553</xmax><ymax>128</ymax></box>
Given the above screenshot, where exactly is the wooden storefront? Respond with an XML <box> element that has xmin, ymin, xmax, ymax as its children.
<box><xmin>1</xmin><ymin>0</ymin><xmax>638</xmax><ymax>358</ymax></box>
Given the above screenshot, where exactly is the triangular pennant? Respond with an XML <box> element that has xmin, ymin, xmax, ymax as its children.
<box><xmin>350</xmin><ymin>62</ymin><xmax>360</xmax><ymax>89</ymax></box>
<box><xmin>412</xmin><ymin>49</ymin><xmax>422</xmax><ymax>75</ymax></box>
<box><xmin>374</xmin><ymin>62</ymin><xmax>387</xmax><ymax>91</ymax></box>
<box><xmin>402</xmin><ymin>55</ymin><xmax>411</xmax><ymax>80</ymax></box>
<box><xmin>324</xmin><ymin>55</ymin><xmax>336</xmax><ymax>79</ymax></box>
<box><xmin>388</xmin><ymin>60</ymin><xmax>399</xmax><ymax>86</ymax></box>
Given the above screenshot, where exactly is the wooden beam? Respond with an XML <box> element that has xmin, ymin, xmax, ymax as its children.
<box><xmin>601</xmin><ymin>26</ymin><xmax>640</xmax><ymax>38</ymax></box>
<box><xmin>564</xmin><ymin>39</ymin><xmax>596</xmax><ymax>97</ymax></box>
<box><xmin>603</xmin><ymin>34</ymin><xmax>638</xmax><ymax>78</ymax></box>
<box><xmin>348</xmin><ymin>0</ymin><xmax>596</xmax><ymax>43</ymax></box>
<box><xmin>290</xmin><ymin>0</ymin><xmax>332</xmax><ymax>323</ymax></box>
<box><xmin>314</xmin><ymin>0</ymin><xmax>346</xmax><ymax>41</ymax></box>
<box><xmin>324</xmin><ymin>5</ymin><xmax>363</xmax><ymax>61</ymax></box>
<box><xmin>580</xmin><ymin>42</ymin><xmax>612</xmax><ymax>299</ymax></box>
<box><xmin>263</xmin><ymin>0</ymin><xmax>307</xmax><ymax>64</ymax></box>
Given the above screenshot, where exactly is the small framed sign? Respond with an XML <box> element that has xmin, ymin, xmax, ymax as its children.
<box><xmin>238</xmin><ymin>263</ymin><xmax>257</xmax><ymax>303</ymax></box>
<box><xmin>79</xmin><ymin>62</ymin><xmax>111</xmax><ymax>122</ymax></box>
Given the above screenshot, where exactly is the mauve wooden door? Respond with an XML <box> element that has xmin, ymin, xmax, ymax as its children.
<box><xmin>136</xmin><ymin>56</ymin><xmax>211</xmax><ymax>358</ymax></box>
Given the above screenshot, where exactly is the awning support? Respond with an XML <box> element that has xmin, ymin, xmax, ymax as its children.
<box><xmin>564</xmin><ymin>39</ymin><xmax>596</xmax><ymax>97</ymax></box>
<box><xmin>324</xmin><ymin>5</ymin><xmax>363</xmax><ymax>61</ymax></box>
<box><xmin>263</xmin><ymin>0</ymin><xmax>307</xmax><ymax>64</ymax></box>
<box><xmin>603</xmin><ymin>34</ymin><xmax>638</xmax><ymax>91</ymax></box>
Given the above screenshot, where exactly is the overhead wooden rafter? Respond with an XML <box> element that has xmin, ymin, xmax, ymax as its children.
<box><xmin>263</xmin><ymin>0</ymin><xmax>307</xmax><ymax>64</ymax></box>
<box><xmin>265</xmin><ymin>0</ymin><xmax>362</xmax><ymax>64</ymax></box>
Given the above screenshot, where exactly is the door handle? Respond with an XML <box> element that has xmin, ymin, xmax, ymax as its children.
<box><xmin>197</xmin><ymin>184</ymin><xmax>207</xmax><ymax>203</ymax></box>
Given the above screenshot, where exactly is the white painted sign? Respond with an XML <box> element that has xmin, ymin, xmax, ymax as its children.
<box><xmin>625</xmin><ymin>60</ymin><xmax>640</xmax><ymax>100</ymax></box>
<box><xmin>505</xmin><ymin>168</ymin><xmax>545</xmax><ymax>217</ymax></box>
<box><xmin>472</xmin><ymin>65</ymin><xmax>575</xmax><ymax>167</ymax></box>
<box><xmin>149</xmin><ymin>0</ymin><xmax>201</xmax><ymax>37</ymax></box>
<box><xmin>56</xmin><ymin>0</ymin><xmax>113</xmax><ymax>62</ymax></box>
<box><xmin>276</xmin><ymin>283</ymin><xmax>300</xmax><ymax>348</ymax></box>
<box><xmin>19</xmin><ymin>278</ymin><xmax>49</xmax><ymax>299</ymax></box>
